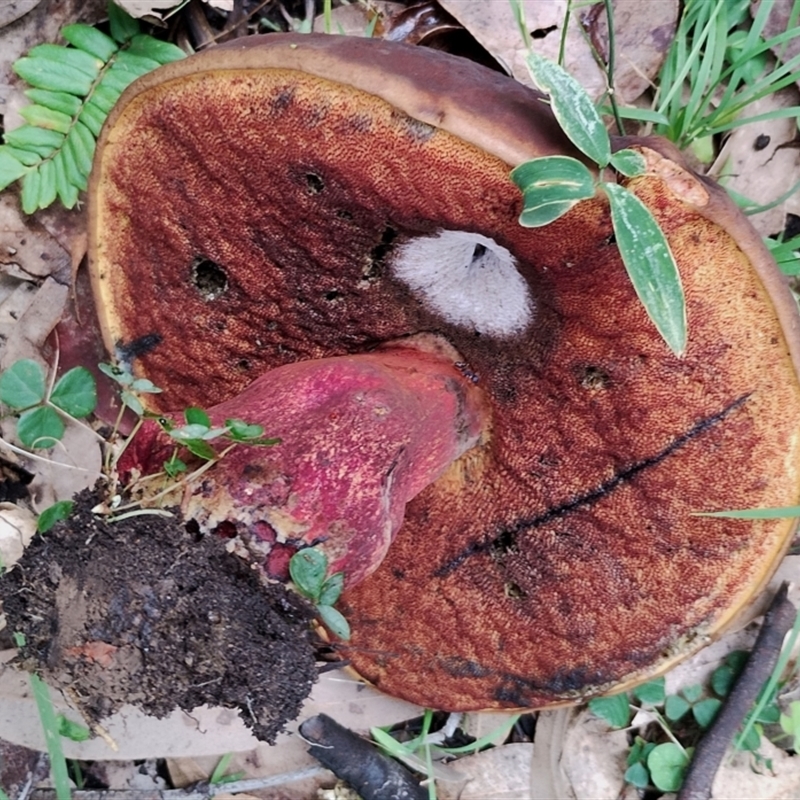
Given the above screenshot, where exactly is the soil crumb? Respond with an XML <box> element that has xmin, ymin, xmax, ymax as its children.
<box><xmin>0</xmin><ymin>489</ymin><xmax>317</xmax><ymax>743</ymax></box>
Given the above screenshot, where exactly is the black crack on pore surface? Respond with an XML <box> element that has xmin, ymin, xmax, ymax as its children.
<box><xmin>434</xmin><ymin>394</ymin><xmax>750</xmax><ymax>578</ymax></box>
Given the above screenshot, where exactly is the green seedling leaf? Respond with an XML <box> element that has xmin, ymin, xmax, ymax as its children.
<box><xmin>692</xmin><ymin>697</ymin><xmax>721</xmax><ymax>728</ymax></box>
<box><xmin>37</xmin><ymin>501</ymin><xmax>74</xmax><ymax>533</ymax></box>
<box><xmin>518</xmin><ymin>199</ymin><xmax>579</xmax><ymax>228</ymax></box>
<box><xmin>201</xmin><ymin>427</ymin><xmax>229</xmax><ymax>441</ymax></box>
<box><xmin>623</xmin><ymin>761</ymin><xmax>650</xmax><ymax>789</ymax></box>
<box><xmin>50</xmin><ymin>366</ymin><xmax>97</xmax><ymax>418</ymax></box>
<box><xmin>610</xmin><ymin>148</ymin><xmax>646</xmax><ymax>177</ymax></box>
<box><xmin>5</xmin><ymin>124</ymin><xmax>64</xmax><ymax>155</ymax></box>
<box><xmin>318</xmin><ymin>604</ymin><xmax>351</xmax><ymax>640</ymax></box>
<box><xmin>634</xmin><ymin>678</ymin><xmax>665</xmax><ymax>706</ymax></box>
<box><xmin>182</xmin><ymin>438</ymin><xmax>217</xmax><ymax>461</ymax></box>
<box><xmin>647</xmin><ymin>743</ymin><xmax>689</xmax><ymax>792</ymax></box>
<box><xmin>526</xmin><ymin>52</ymin><xmax>611</xmax><ymax>167</ymax></box>
<box><xmin>319</xmin><ymin>572</ymin><xmax>345</xmax><ymax>606</ymax></box>
<box><xmin>0</xmin><ymin>359</ymin><xmax>46</xmax><ymax>409</ymax></box>
<box><xmin>184</xmin><ymin>407</ymin><xmax>211</xmax><ymax>427</ymax></box>
<box><xmin>121</xmin><ymin>390</ymin><xmax>144</xmax><ymax>415</ymax></box>
<box><xmin>28</xmin><ymin>43</ymin><xmax>102</xmax><ymax>78</ymax></box>
<box><xmin>56</xmin><ymin>714</ymin><xmax>90</xmax><ymax>742</ymax></box>
<box><xmin>589</xmin><ymin>692</ymin><xmax>631</xmax><ymax>729</ymax></box>
<box><xmin>511</xmin><ymin>156</ymin><xmax>596</xmax><ymax>227</ymax></box>
<box><xmin>20</xmin><ymin>104</ymin><xmax>72</xmax><ymax>134</ymax></box>
<box><xmin>226</xmin><ymin>418</ymin><xmax>266</xmax><ymax>441</ymax></box>
<box><xmin>13</xmin><ymin>631</ymin><xmax>26</xmax><ymax>647</ymax></box>
<box><xmin>17</xmin><ymin>406</ymin><xmax>64</xmax><ymax>448</ymax></box>
<box><xmin>696</xmin><ymin>505</ymin><xmax>800</xmax><ymax>519</ymax></box>
<box><xmin>665</xmin><ymin>693</ymin><xmax>690</xmax><ymax>722</ymax></box>
<box><xmin>170</xmin><ymin>423</ymin><xmax>212</xmax><ymax>441</ymax></box>
<box><xmin>25</xmin><ymin>88</ymin><xmax>82</xmax><ymax>117</ymax></box>
<box><xmin>13</xmin><ymin>57</ymin><xmax>94</xmax><ymax>96</ymax></box>
<box><xmin>130</xmin><ymin>378</ymin><xmax>162</xmax><ymax>393</ymax></box>
<box><xmin>289</xmin><ymin>548</ymin><xmax>328</xmax><ymax>601</ymax></box>
<box><xmin>682</xmin><ymin>683</ymin><xmax>703</xmax><ymax>703</ymax></box>
<box><xmin>98</xmin><ymin>361</ymin><xmax>132</xmax><ymax>385</ymax></box>
<box><xmin>604</xmin><ymin>181</ymin><xmax>687</xmax><ymax>356</ymax></box>
<box><xmin>128</xmin><ymin>34</ymin><xmax>185</xmax><ymax>65</ymax></box>
<box><xmin>163</xmin><ymin>453</ymin><xmax>187</xmax><ymax>478</ymax></box>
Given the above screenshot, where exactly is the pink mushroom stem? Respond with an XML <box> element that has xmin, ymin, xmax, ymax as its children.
<box><xmin>120</xmin><ymin>334</ymin><xmax>489</xmax><ymax>586</ymax></box>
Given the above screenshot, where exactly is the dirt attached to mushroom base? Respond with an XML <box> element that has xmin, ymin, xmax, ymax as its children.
<box><xmin>0</xmin><ymin>490</ymin><xmax>318</xmax><ymax>743</ymax></box>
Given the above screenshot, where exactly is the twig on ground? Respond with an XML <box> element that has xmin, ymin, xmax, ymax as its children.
<box><xmin>677</xmin><ymin>581</ymin><xmax>796</xmax><ymax>800</ymax></box>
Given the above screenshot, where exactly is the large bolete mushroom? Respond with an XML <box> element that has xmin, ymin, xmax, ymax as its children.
<box><xmin>89</xmin><ymin>34</ymin><xmax>800</xmax><ymax>711</ymax></box>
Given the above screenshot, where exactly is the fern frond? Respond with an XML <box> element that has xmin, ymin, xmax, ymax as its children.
<box><xmin>1</xmin><ymin>2</ymin><xmax>185</xmax><ymax>214</ymax></box>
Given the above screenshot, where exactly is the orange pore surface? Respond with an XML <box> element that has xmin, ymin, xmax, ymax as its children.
<box><xmin>90</xmin><ymin>48</ymin><xmax>800</xmax><ymax>709</ymax></box>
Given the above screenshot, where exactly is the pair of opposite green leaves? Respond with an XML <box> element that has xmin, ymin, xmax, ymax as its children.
<box><xmin>511</xmin><ymin>53</ymin><xmax>687</xmax><ymax>358</ymax></box>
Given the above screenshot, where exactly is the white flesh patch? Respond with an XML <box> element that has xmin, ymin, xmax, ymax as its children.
<box><xmin>392</xmin><ymin>230</ymin><xmax>533</xmax><ymax>337</ymax></box>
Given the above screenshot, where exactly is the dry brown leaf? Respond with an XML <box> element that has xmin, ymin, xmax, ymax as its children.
<box><xmin>0</xmin><ymin>502</ymin><xmax>36</xmax><ymax>570</ymax></box>
<box><xmin>710</xmin><ymin>89</ymin><xmax>800</xmax><ymax>237</ymax></box>
<box><xmin>584</xmin><ymin>0</ymin><xmax>679</xmax><ymax>104</ymax></box>
<box><xmin>0</xmin><ymin>0</ymin><xmax>43</xmax><ymax>30</ymax></box>
<box><xmin>437</xmin><ymin>0</ymin><xmax>676</xmax><ymax>103</ymax></box>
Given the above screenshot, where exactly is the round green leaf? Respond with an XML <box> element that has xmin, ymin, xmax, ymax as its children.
<box><xmin>623</xmin><ymin>761</ymin><xmax>650</xmax><ymax>789</ymax></box>
<box><xmin>604</xmin><ymin>181</ymin><xmax>687</xmax><ymax>356</ymax></box>
<box><xmin>633</xmin><ymin>678</ymin><xmax>665</xmax><ymax>706</ymax></box>
<box><xmin>182</xmin><ymin>439</ymin><xmax>217</xmax><ymax>461</ymax></box>
<box><xmin>664</xmin><ymin>694</ymin><xmax>690</xmax><ymax>722</ymax></box>
<box><xmin>17</xmin><ymin>406</ymin><xmax>64</xmax><ymax>448</ymax></box>
<box><xmin>37</xmin><ymin>500</ymin><xmax>75</xmax><ymax>533</ymax></box>
<box><xmin>0</xmin><ymin>359</ymin><xmax>46</xmax><ymax>409</ymax></box>
<box><xmin>647</xmin><ymin>743</ymin><xmax>689</xmax><ymax>792</ymax></box>
<box><xmin>226</xmin><ymin>419</ymin><xmax>265</xmax><ymax>440</ymax></box>
<box><xmin>610</xmin><ymin>148</ymin><xmax>646</xmax><ymax>177</ymax></box>
<box><xmin>693</xmin><ymin>697</ymin><xmax>721</xmax><ymax>728</ymax></box>
<box><xmin>682</xmin><ymin>683</ymin><xmax>703</xmax><ymax>703</ymax></box>
<box><xmin>319</xmin><ymin>572</ymin><xmax>345</xmax><ymax>606</ymax></box>
<box><xmin>50</xmin><ymin>366</ymin><xmax>97</xmax><ymax>418</ymax></box>
<box><xmin>318</xmin><ymin>604</ymin><xmax>351</xmax><ymax>640</ymax></box>
<box><xmin>525</xmin><ymin>52</ymin><xmax>611</xmax><ymax>167</ymax></box>
<box><xmin>289</xmin><ymin>548</ymin><xmax>328</xmax><ymax>600</ymax></box>
<box><xmin>588</xmin><ymin>693</ymin><xmax>631</xmax><ymax>729</ymax></box>
<box><xmin>121</xmin><ymin>390</ymin><xmax>144</xmax><ymax>415</ymax></box>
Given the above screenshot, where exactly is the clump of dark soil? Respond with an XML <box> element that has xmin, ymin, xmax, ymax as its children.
<box><xmin>0</xmin><ymin>489</ymin><xmax>317</xmax><ymax>743</ymax></box>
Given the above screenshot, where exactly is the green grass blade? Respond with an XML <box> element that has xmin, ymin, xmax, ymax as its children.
<box><xmin>604</xmin><ymin>182</ymin><xmax>686</xmax><ymax>356</ymax></box>
<box><xmin>30</xmin><ymin>675</ymin><xmax>72</xmax><ymax>800</ymax></box>
<box><xmin>695</xmin><ymin>506</ymin><xmax>800</xmax><ymax>519</ymax></box>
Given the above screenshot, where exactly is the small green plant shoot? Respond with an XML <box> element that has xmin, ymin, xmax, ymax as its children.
<box><xmin>0</xmin><ymin>359</ymin><xmax>96</xmax><ymax>449</ymax></box>
<box><xmin>289</xmin><ymin>547</ymin><xmax>350</xmax><ymax>640</ymax></box>
<box><xmin>511</xmin><ymin>52</ymin><xmax>687</xmax><ymax>357</ymax></box>
<box><xmin>0</xmin><ymin>2</ymin><xmax>185</xmax><ymax>214</ymax></box>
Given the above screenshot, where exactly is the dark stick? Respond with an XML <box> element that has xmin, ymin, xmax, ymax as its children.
<box><xmin>300</xmin><ymin>713</ymin><xmax>428</xmax><ymax>800</ymax></box>
<box><xmin>677</xmin><ymin>582</ymin><xmax>796</xmax><ymax>800</ymax></box>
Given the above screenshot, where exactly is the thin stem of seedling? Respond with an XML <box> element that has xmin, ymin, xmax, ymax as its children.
<box><xmin>30</xmin><ymin>674</ymin><xmax>71</xmax><ymax>800</ymax></box>
<box><xmin>557</xmin><ymin>0</ymin><xmax>572</xmax><ymax>67</ymax></box>
<box><xmin>111</xmin><ymin>442</ymin><xmax>237</xmax><ymax>513</ymax></box>
<box><xmin>602</xmin><ymin>0</ymin><xmax>624</xmax><ymax>135</ymax></box>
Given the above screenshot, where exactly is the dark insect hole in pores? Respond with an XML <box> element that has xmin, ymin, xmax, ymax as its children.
<box><xmin>190</xmin><ymin>258</ymin><xmax>228</xmax><ymax>300</ymax></box>
<box><xmin>306</xmin><ymin>173</ymin><xmax>325</xmax><ymax>194</ymax></box>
